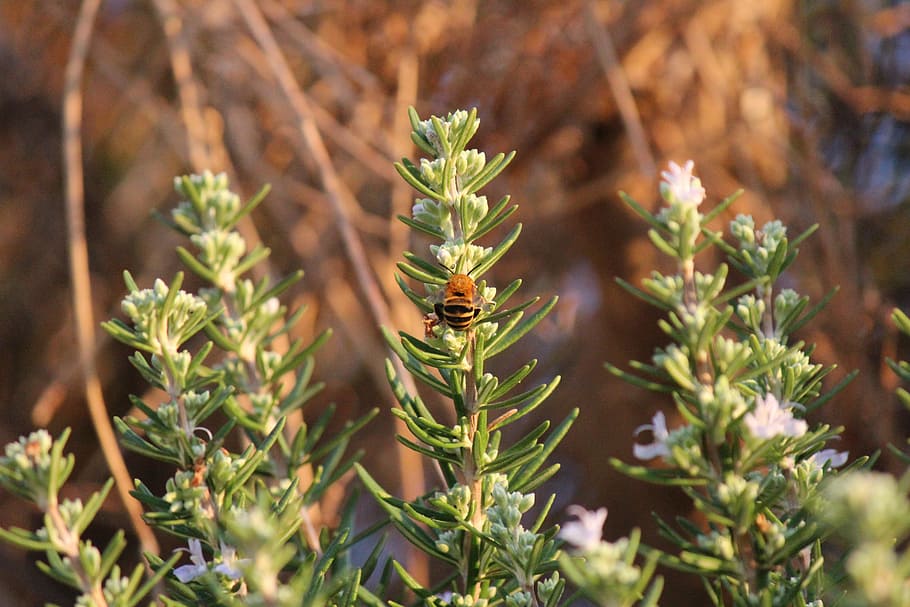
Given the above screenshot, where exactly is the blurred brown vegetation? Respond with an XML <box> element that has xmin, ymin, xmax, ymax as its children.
<box><xmin>1</xmin><ymin>0</ymin><xmax>910</xmax><ymax>604</ymax></box>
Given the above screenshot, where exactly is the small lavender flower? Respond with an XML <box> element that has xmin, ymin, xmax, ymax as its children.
<box><xmin>633</xmin><ymin>411</ymin><xmax>671</xmax><ymax>460</ymax></box>
<box><xmin>660</xmin><ymin>160</ymin><xmax>706</xmax><ymax>208</ymax></box>
<box><xmin>173</xmin><ymin>538</ymin><xmax>246</xmax><ymax>583</ymax></box>
<box><xmin>173</xmin><ymin>538</ymin><xmax>209</xmax><ymax>583</ymax></box>
<box><xmin>807</xmin><ymin>448</ymin><xmax>848</xmax><ymax>471</ymax></box>
<box><xmin>212</xmin><ymin>542</ymin><xmax>246</xmax><ymax>580</ymax></box>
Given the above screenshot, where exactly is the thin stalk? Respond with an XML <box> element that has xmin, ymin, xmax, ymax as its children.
<box><xmin>683</xmin><ymin>256</ymin><xmax>758</xmax><ymax>595</ymax></box>
<box><xmin>459</xmin><ymin>332</ymin><xmax>484</xmax><ymax>598</ymax></box>
<box><xmin>585</xmin><ymin>0</ymin><xmax>655</xmax><ymax>177</ymax></box>
<box><xmin>152</xmin><ymin>0</ymin><xmax>210</xmax><ymax>171</ymax></box>
<box><xmin>46</xmin><ymin>494</ymin><xmax>108</xmax><ymax>606</ymax></box>
<box><xmin>757</xmin><ymin>283</ymin><xmax>775</xmax><ymax>340</ymax></box>
<box><xmin>156</xmin><ymin>315</ymin><xmax>195</xmax><ymax>465</ymax></box>
<box><xmin>681</xmin><ymin>256</ymin><xmax>721</xmax><ymax>475</ymax></box>
<box><xmin>232</xmin><ymin>1</ymin><xmax>428</xmax><ymax>528</ymax></box>
<box><xmin>217</xmin><ymin>276</ymin><xmax>323</xmax><ymax>554</ymax></box>
<box><xmin>62</xmin><ymin>0</ymin><xmax>158</xmax><ymax>556</ymax></box>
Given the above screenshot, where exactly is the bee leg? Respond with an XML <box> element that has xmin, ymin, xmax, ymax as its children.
<box><xmin>424</xmin><ymin>312</ymin><xmax>441</xmax><ymax>337</ymax></box>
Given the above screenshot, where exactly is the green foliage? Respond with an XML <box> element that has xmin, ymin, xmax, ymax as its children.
<box><xmin>811</xmin><ymin>469</ymin><xmax>910</xmax><ymax>607</ymax></box>
<box><xmin>811</xmin><ymin>309</ymin><xmax>910</xmax><ymax>607</ymax></box>
<box><xmin>357</xmin><ymin>108</ymin><xmax>577</xmax><ymax>606</ymax></box>
<box><xmin>4</xmin><ymin>109</ymin><xmax>910</xmax><ymax>607</ymax></box>
<box><xmin>560</xmin><ymin>533</ymin><xmax>661</xmax><ymax>607</ymax></box>
<box><xmin>107</xmin><ymin>172</ymin><xmax>375</xmax><ymax>605</ymax></box>
<box><xmin>0</xmin><ymin>429</ymin><xmax>180</xmax><ymax>606</ymax></box>
<box><xmin>609</xmin><ymin>160</ymin><xmax>863</xmax><ymax>606</ymax></box>
<box><xmin>0</xmin><ymin>171</ymin><xmax>375</xmax><ymax>606</ymax></box>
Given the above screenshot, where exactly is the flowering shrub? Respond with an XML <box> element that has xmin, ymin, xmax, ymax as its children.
<box><xmin>357</xmin><ymin>108</ymin><xmax>577</xmax><ymax>607</ymax></box>
<box><xmin>0</xmin><ymin>109</ymin><xmax>907</xmax><ymax>607</ymax></box>
<box><xmin>805</xmin><ymin>308</ymin><xmax>910</xmax><ymax>607</ymax></box>
<box><xmin>1</xmin><ymin>172</ymin><xmax>376</xmax><ymax>606</ymax></box>
<box><xmin>585</xmin><ymin>160</ymin><xmax>870</xmax><ymax>606</ymax></box>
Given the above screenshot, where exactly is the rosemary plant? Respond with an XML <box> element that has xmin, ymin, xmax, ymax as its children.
<box><xmin>812</xmin><ymin>469</ymin><xmax>910</xmax><ymax>607</ymax></box>
<box><xmin>110</xmin><ymin>172</ymin><xmax>380</xmax><ymax>606</ymax></box>
<box><xmin>0</xmin><ymin>172</ymin><xmax>378</xmax><ymax>606</ymax></box>
<box><xmin>356</xmin><ymin>108</ymin><xmax>576</xmax><ymax>607</ymax></box>
<box><xmin>557</xmin><ymin>505</ymin><xmax>663</xmax><ymax>607</ymax></box>
<box><xmin>807</xmin><ymin>309</ymin><xmax>910</xmax><ymax>607</ymax></box>
<box><xmin>4</xmin><ymin>114</ymin><xmax>908</xmax><ymax>607</ymax></box>
<box><xmin>0</xmin><ymin>428</ymin><xmax>176</xmax><ymax>606</ymax></box>
<box><xmin>607</xmin><ymin>161</ymin><xmax>865</xmax><ymax>606</ymax></box>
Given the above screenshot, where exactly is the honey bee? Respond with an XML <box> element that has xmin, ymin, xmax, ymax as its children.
<box><xmin>425</xmin><ymin>270</ymin><xmax>486</xmax><ymax>334</ymax></box>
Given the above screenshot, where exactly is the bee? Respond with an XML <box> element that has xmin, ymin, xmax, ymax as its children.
<box><xmin>425</xmin><ymin>270</ymin><xmax>486</xmax><ymax>335</ymax></box>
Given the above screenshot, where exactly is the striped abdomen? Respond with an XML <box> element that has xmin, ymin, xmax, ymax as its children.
<box><xmin>435</xmin><ymin>297</ymin><xmax>481</xmax><ymax>330</ymax></box>
<box><xmin>436</xmin><ymin>273</ymin><xmax>482</xmax><ymax>331</ymax></box>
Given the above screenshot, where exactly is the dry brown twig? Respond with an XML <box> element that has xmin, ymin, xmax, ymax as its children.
<box><xmin>152</xmin><ymin>0</ymin><xmax>211</xmax><ymax>172</ymax></box>
<box><xmin>43</xmin><ymin>3</ymin><xmax>191</xmax><ymax>173</ymax></box>
<box><xmin>62</xmin><ymin>0</ymin><xmax>159</xmax><ymax>556</ymax></box>
<box><xmin>231</xmin><ymin>0</ymin><xmax>429</xmax><ymax>581</ymax></box>
<box><xmin>226</xmin><ymin>8</ymin><xmax>397</xmax><ymax>183</ymax></box>
<box><xmin>150</xmin><ymin>0</ymin><xmax>338</xmax><ymax>549</ymax></box>
<box><xmin>261</xmin><ymin>0</ymin><xmax>385</xmax><ymax>96</ymax></box>
<box><xmin>585</xmin><ymin>0</ymin><xmax>656</xmax><ymax>177</ymax></box>
<box><xmin>389</xmin><ymin>43</ymin><xmax>419</xmax><ymax>268</ymax></box>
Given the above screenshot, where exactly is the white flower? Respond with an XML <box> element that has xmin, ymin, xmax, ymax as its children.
<box><xmin>633</xmin><ymin>411</ymin><xmax>671</xmax><ymax>460</ymax></box>
<box><xmin>173</xmin><ymin>539</ymin><xmax>209</xmax><ymax>583</ymax></box>
<box><xmin>744</xmin><ymin>394</ymin><xmax>807</xmax><ymax>440</ymax></box>
<box><xmin>559</xmin><ymin>505</ymin><xmax>608</xmax><ymax>552</ymax></box>
<box><xmin>660</xmin><ymin>160</ymin><xmax>706</xmax><ymax>208</ymax></box>
<box><xmin>807</xmin><ymin>448</ymin><xmax>849</xmax><ymax>470</ymax></box>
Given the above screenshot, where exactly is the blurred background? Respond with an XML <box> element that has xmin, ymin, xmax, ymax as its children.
<box><xmin>2</xmin><ymin>0</ymin><xmax>910</xmax><ymax>604</ymax></box>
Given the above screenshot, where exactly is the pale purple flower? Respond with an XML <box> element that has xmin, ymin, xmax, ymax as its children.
<box><xmin>174</xmin><ymin>539</ymin><xmax>208</xmax><ymax>583</ymax></box>
<box><xmin>559</xmin><ymin>505</ymin><xmax>608</xmax><ymax>552</ymax></box>
<box><xmin>212</xmin><ymin>542</ymin><xmax>247</xmax><ymax>579</ymax></box>
<box><xmin>173</xmin><ymin>539</ymin><xmax>246</xmax><ymax>583</ymax></box>
<box><xmin>660</xmin><ymin>160</ymin><xmax>706</xmax><ymax>208</ymax></box>
<box><xmin>744</xmin><ymin>394</ymin><xmax>807</xmax><ymax>440</ymax></box>
<box><xmin>807</xmin><ymin>448</ymin><xmax>849</xmax><ymax>470</ymax></box>
<box><xmin>633</xmin><ymin>411</ymin><xmax>671</xmax><ymax>460</ymax></box>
